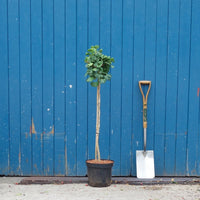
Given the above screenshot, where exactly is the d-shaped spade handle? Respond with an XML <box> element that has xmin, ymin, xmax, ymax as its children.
<box><xmin>139</xmin><ymin>81</ymin><xmax>151</xmax><ymax>129</ymax></box>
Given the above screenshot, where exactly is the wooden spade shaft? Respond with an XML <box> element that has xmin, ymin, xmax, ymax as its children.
<box><xmin>139</xmin><ymin>81</ymin><xmax>151</xmax><ymax>152</ymax></box>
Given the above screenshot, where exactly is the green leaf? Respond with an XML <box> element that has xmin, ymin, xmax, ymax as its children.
<box><xmin>87</xmin><ymin>77</ymin><xmax>95</xmax><ymax>82</ymax></box>
<box><xmin>92</xmin><ymin>68</ymin><xmax>98</xmax><ymax>72</ymax></box>
<box><xmin>84</xmin><ymin>58</ymin><xmax>88</xmax><ymax>63</ymax></box>
<box><xmin>98</xmin><ymin>60</ymin><xmax>103</xmax><ymax>66</ymax></box>
<box><xmin>84</xmin><ymin>45</ymin><xmax>115</xmax><ymax>84</ymax></box>
<box><xmin>99</xmin><ymin>79</ymin><xmax>106</xmax><ymax>84</ymax></box>
<box><xmin>94</xmin><ymin>63</ymin><xmax>99</xmax><ymax>68</ymax></box>
<box><xmin>111</xmin><ymin>58</ymin><xmax>115</xmax><ymax>62</ymax></box>
<box><xmin>91</xmin><ymin>81</ymin><xmax>99</xmax><ymax>87</ymax></box>
<box><xmin>88</xmin><ymin>63</ymin><xmax>93</xmax><ymax>67</ymax></box>
<box><xmin>88</xmin><ymin>48</ymin><xmax>93</xmax><ymax>52</ymax></box>
<box><xmin>94</xmin><ymin>45</ymin><xmax>99</xmax><ymax>49</ymax></box>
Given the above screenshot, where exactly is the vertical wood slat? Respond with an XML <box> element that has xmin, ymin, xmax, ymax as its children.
<box><xmin>132</xmin><ymin>0</ymin><xmax>146</xmax><ymax>176</ymax></box>
<box><xmin>54</xmin><ymin>0</ymin><xmax>66</xmax><ymax>176</ymax></box>
<box><xmin>175</xmin><ymin>0</ymin><xmax>192</xmax><ymax>176</ymax></box>
<box><xmin>76</xmin><ymin>0</ymin><xmax>88</xmax><ymax>176</ymax></box>
<box><xmin>144</xmin><ymin>0</ymin><xmax>157</xmax><ymax>173</ymax></box>
<box><xmin>66</xmin><ymin>0</ymin><xmax>77</xmax><ymax>176</ymax></box>
<box><xmin>42</xmin><ymin>0</ymin><xmax>54</xmax><ymax>176</ymax></box>
<box><xmin>99</xmin><ymin>0</ymin><xmax>111</xmax><ymax>162</ymax></box>
<box><xmin>110</xmin><ymin>0</ymin><xmax>123</xmax><ymax>176</ymax></box>
<box><xmin>164</xmin><ymin>0</ymin><xmax>180</xmax><ymax>176</ymax></box>
<box><xmin>31</xmin><ymin>0</ymin><xmax>43</xmax><ymax>175</ymax></box>
<box><xmin>0</xmin><ymin>0</ymin><xmax>9</xmax><ymax>175</ymax></box>
<box><xmin>20</xmin><ymin>0</ymin><xmax>32</xmax><ymax>176</ymax></box>
<box><xmin>8</xmin><ymin>0</ymin><xmax>21</xmax><ymax>175</ymax></box>
<box><xmin>87</xmin><ymin>0</ymin><xmax>100</xmax><ymax>161</ymax></box>
<box><xmin>0</xmin><ymin>0</ymin><xmax>200</xmax><ymax>176</ymax></box>
<box><xmin>187</xmin><ymin>0</ymin><xmax>200</xmax><ymax>176</ymax></box>
<box><xmin>154</xmin><ymin>0</ymin><xmax>168</xmax><ymax>176</ymax></box>
<box><xmin>121</xmin><ymin>0</ymin><xmax>134</xmax><ymax>176</ymax></box>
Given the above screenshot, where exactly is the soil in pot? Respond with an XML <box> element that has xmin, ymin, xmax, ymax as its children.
<box><xmin>86</xmin><ymin>159</ymin><xmax>114</xmax><ymax>187</ymax></box>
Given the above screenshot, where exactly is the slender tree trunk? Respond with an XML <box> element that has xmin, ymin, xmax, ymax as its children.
<box><xmin>95</xmin><ymin>83</ymin><xmax>101</xmax><ymax>161</ymax></box>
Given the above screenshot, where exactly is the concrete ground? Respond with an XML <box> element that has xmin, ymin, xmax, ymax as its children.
<box><xmin>0</xmin><ymin>177</ymin><xmax>200</xmax><ymax>200</ymax></box>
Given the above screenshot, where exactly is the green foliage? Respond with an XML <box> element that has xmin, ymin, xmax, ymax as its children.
<box><xmin>84</xmin><ymin>45</ymin><xmax>115</xmax><ymax>87</ymax></box>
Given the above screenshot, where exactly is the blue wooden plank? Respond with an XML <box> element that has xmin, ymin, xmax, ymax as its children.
<box><xmin>131</xmin><ymin>0</ymin><xmax>146</xmax><ymax>176</ymax></box>
<box><xmin>144</xmin><ymin>0</ymin><xmax>156</xmax><ymax>154</ymax></box>
<box><xmin>31</xmin><ymin>0</ymin><xmax>43</xmax><ymax>175</ymax></box>
<box><xmin>164</xmin><ymin>0</ymin><xmax>180</xmax><ymax>176</ymax></box>
<box><xmin>198</xmin><ymin>96</ymin><xmax>200</xmax><ymax>175</ymax></box>
<box><xmin>88</xmin><ymin>0</ymin><xmax>100</xmax><ymax>161</ymax></box>
<box><xmin>99</xmin><ymin>0</ymin><xmax>111</xmax><ymax>161</ymax></box>
<box><xmin>66</xmin><ymin>0</ymin><xmax>77</xmax><ymax>176</ymax></box>
<box><xmin>42</xmin><ymin>0</ymin><xmax>54</xmax><ymax>176</ymax></box>
<box><xmin>154</xmin><ymin>0</ymin><xmax>168</xmax><ymax>176</ymax></box>
<box><xmin>187</xmin><ymin>0</ymin><xmax>200</xmax><ymax>176</ymax></box>
<box><xmin>121</xmin><ymin>0</ymin><xmax>134</xmax><ymax>176</ymax></box>
<box><xmin>1</xmin><ymin>0</ymin><xmax>200</xmax><ymax>177</ymax></box>
<box><xmin>76</xmin><ymin>0</ymin><xmax>88</xmax><ymax>176</ymax></box>
<box><xmin>175</xmin><ymin>0</ymin><xmax>191</xmax><ymax>176</ymax></box>
<box><xmin>8</xmin><ymin>0</ymin><xmax>21</xmax><ymax>175</ymax></box>
<box><xmin>19</xmin><ymin>0</ymin><xmax>32</xmax><ymax>175</ymax></box>
<box><xmin>54</xmin><ymin>0</ymin><xmax>66</xmax><ymax>176</ymax></box>
<box><xmin>0</xmin><ymin>0</ymin><xmax>9</xmax><ymax>175</ymax></box>
<box><xmin>110</xmin><ymin>0</ymin><xmax>122</xmax><ymax>176</ymax></box>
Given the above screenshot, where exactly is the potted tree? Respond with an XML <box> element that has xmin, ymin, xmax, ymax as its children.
<box><xmin>85</xmin><ymin>45</ymin><xmax>115</xmax><ymax>187</ymax></box>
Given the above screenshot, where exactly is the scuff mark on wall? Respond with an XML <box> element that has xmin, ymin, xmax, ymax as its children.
<box><xmin>31</xmin><ymin>118</ymin><xmax>36</xmax><ymax>134</ymax></box>
<box><xmin>49</xmin><ymin>125</ymin><xmax>54</xmax><ymax>134</ymax></box>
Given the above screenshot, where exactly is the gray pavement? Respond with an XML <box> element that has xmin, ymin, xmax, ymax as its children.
<box><xmin>0</xmin><ymin>177</ymin><xmax>200</xmax><ymax>200</ymax></box>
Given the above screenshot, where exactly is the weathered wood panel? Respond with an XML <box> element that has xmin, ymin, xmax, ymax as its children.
<box><xmin>0</xmin><ymin>0</ymin><xmax>199</xmax><ymax>176</ymax></box>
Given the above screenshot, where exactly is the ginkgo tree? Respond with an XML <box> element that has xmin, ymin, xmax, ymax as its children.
<box><xmin>84</xmin><ymin>45</ymin><xmax>114</xmax><ymax>161</ymax></box>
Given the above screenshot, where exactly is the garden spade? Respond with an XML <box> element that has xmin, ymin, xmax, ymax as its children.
<box><xmin>136</xmin><ymin>80</ymin><xmax>155</xmax><ymax>179</ymax></box>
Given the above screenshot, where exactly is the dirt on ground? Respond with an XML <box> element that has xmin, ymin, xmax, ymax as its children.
<box><xmin>0</xmin><ymin>177</ymin><xmax>200</xmax><ymax>200</ymax></box>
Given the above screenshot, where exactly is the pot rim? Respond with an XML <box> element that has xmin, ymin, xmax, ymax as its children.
<box><xmin>86</xmin><ymin>159</ymin><xmax>114</xmax><ymax>165</ymax></box>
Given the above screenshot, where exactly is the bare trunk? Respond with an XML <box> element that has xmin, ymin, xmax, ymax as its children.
<box><xmin>95</xmin><ymin>83</ymin><xmax>101</xmax><ymax>161</ymax></box>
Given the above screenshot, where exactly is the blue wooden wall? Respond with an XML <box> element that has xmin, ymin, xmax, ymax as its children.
<box><xmin>0</xmin><ymin>0</ymin><xmax>200</xmax><ymax>176</ymax></box>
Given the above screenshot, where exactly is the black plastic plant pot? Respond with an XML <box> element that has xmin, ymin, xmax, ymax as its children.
<box><xmin>86</xmin><ymin>159</ymin><xmax>114</xmax><ymax>187</ymax></box>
